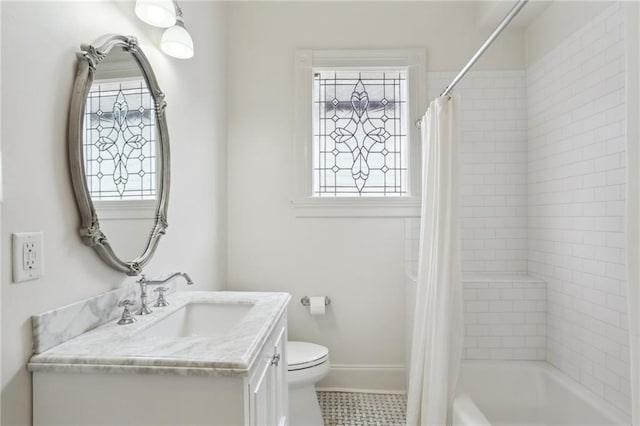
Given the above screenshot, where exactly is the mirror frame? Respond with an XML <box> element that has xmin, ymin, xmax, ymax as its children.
<box><xmin>68</xmin><ymin>34</ymin><xmax>170</xmax><ymax>276</ymax></box>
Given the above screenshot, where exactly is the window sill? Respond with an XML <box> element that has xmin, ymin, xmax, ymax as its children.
<box><xmin>291</xmin><ymin>197</ymin><xmax>421</xmax><ymax>218</ymax></box>
<box><xmin>93</xmin><ymin>200</ymin><xmax>157</xmax><ymax>220</ymax></box>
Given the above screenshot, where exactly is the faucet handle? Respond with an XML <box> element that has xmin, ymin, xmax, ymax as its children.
<box><xmin>117</xmin><ymin>300</ymin><xmax>137</xmax><ymax>325</ymax></box>
<box><xmin>154</xmin><ymin>287</ymin><xmax>169</xmax><ymax>307</ymax></box>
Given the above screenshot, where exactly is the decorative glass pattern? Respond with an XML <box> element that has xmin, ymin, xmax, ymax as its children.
<box><xmin>84</xmin><ymin>79</ymin><xmax>157</xmax><ymax>200</ymax></box>
<box><xmin>313</xmin><ymin>70</ymin><xmax>407</xmax><ymax>197</ymax></box>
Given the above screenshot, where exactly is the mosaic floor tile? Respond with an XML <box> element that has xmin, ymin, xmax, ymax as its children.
<box><xmin>317</xmin><ymin>391</ymin><xmax>407</xmax><ymax>426</ymax></box>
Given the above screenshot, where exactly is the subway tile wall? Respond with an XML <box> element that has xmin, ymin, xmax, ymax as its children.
<box><xmin>406</xmin><ymin>70</ymin><xmax>537</xmax><ymax>362</ymax></box>
<box><xmin>527</xmin><ymin>3</ymin><xmax>629</xmax><ymax>415</ymax></box>
<box><xmin>405</xmin><ymin>70</ymin><xmax>529</xmax><ymax>279</ymax></box>
<box><xmin>404</xmin><ymin>272</ymin><xmax>546</xmax><ymax>362</ymax></box>
<box><xmin>463</xmin><ymin>276</ymin><xmax>546</xmax><ymax>360</ymax></box>
<box><xmin>404</xmin><ymin>218</ymin><xmax>420</xmax><ymax>279</ymax></box>
<box><xmin>433</xmin><ymin>71</ymin><xmax>528</xmax><ymax>275</ymax></box>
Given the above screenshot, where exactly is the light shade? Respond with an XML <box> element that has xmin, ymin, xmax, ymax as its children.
<box><xmin>161</xmin><ymin>20</ymin><xmax>194</xmax><ymax>59</ymax></box>
<box><xmin>135</xmin><ymin>0</ymin><xmax>176</xmax><ymax>28</ymax></box>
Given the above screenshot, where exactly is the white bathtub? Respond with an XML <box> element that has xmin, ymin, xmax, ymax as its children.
<box><xmin>453</xmin><ymin>361</ymin><xmax>629</xmax><ymax>426</ymax></box>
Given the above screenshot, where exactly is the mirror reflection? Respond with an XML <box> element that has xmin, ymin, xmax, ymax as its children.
<box><xmin>83</xmin><ymin>46</ymin><xmax>159</xmax><ymax>261</ymax></box>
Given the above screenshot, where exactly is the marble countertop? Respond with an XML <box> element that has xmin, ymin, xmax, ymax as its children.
<box><xmin>28</xmin><ymin>291</ymin><xmax>290</xmax><ymax>376</ymax></box>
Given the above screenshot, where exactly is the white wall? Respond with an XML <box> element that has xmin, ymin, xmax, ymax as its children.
<box><xmin>525</xmin><ymin>1</ymin><xmax>611</xmax><ymax>67</ymax></box>
<box><xmin>527</xmin><ymin>3</ymin><xmax>630</xmax><ymax>416</ymax></box>
<box><xmin>226</xmin><ymin>1</ymin><xmax>525</xmax><ymax>390</ymax></box>
<box><xmin>0</xmin><ymin>1</ymin><xmax>227</xmax><ymax>424</ymax></box>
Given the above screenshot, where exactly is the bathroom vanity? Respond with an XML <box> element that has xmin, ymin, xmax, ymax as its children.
<box><xmin>29</xmin><ymin>291</ymin><xmax>290</xmax><ymax>426</ymax></box>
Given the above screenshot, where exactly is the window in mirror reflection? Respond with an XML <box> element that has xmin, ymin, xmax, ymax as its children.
<box><xmin>84</xmin><ymin>78</ymin><xmax>157</xmax><ymax>200</ymax></box>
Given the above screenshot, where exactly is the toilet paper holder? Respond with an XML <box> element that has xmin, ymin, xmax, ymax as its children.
<box><xmin>300</xmin><ymin>296</ymin><xmax>331</xmax><ymax>307</ymax></box>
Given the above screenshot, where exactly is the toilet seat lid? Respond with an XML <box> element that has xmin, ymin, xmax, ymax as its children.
<box><xmin>287</xmin><ymin>341</ymin><xmax>328</xmax><ymax>371</ymax></box>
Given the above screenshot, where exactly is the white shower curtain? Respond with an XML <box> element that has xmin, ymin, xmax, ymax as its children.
<box><xmin>406</xmin><ymin>96</ymin><xmax>464</xmax><ymax>426</ymax></box>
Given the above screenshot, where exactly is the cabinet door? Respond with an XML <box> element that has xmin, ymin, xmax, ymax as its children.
<box><xmin>250</xmin><ymin>357</ymin><xmax>272</xmax><ymax>426</ymax></box>
<box><xmin>247</xmin><ymin>315</ymin><xmax>288</xmax><ymax>426</ymax></box>
<box><xmin>271</xmin><ymin>325</ymin><xmax>288</xmax><ymax>426</ymax></box>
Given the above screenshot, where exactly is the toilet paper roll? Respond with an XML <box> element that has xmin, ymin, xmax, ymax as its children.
<box><xmin>309</xmin><ymin>296</ymin><xmax>326</xmax><ymax>315</ymax></box>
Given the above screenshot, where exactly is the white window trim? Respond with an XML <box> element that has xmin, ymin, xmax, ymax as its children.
<box><xmin>292</xmin><ymin>48</ymin><xmax>426</xmax><ymax>217</ymax></box>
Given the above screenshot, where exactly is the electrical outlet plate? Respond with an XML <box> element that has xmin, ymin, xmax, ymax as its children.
<box><xmin>12</xmin><ymin>232</ymin><xmax>44</xmax><ymax>283</ymax></box>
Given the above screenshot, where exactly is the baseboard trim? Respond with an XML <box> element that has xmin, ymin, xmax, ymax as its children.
<box><xmin>316</xmin><ymin>387</ymin><xmax>407</xmax><ymax>395</ymax></box>
<box><xmin>317</xmin><ymin>364</ymin><xmax>406</xmax><ymax>392</ymax></box>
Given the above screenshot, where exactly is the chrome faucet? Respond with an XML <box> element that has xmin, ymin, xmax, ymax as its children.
<box><xmin>136</xmin><ymin>272</ymin><xmax>194</xmax><ymax>315</ymax></box>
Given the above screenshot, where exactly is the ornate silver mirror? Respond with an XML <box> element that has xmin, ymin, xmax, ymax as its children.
<box><xmin>68</xmin><ymin>35</ymin><xmax>170</xmax><ymax>275</ymax></box>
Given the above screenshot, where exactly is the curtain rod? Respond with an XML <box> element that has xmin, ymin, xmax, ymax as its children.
<box><xmin>416</xmin><ymin>0</ymin><xmax>528</xmax><ymax>128</ymax></box>
<box><xmin>441</xmin><ymin>0</ymin><xmax>528</xmax><ymax>97</ymax></box>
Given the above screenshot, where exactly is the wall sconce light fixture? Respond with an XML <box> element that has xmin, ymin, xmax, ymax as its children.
<box><xmin>135</xmin><ymin>0</ymin><xmax>194</xmax><ymax>59</ymax></box>
<box><xmin>161</xmin><ymin>7</ymin><xmax>194</xmax><ymax>59</ymax></box>
<box><xmin>135</xmin><ymin>0</ymin><xmax>176</xmax><ymax>28</ymax></box>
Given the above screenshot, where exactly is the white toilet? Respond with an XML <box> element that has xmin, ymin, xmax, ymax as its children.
<box><xmin>287</xmin><ymin>341</ymin><xmax>330</xmax><ymax>426</ymax></box>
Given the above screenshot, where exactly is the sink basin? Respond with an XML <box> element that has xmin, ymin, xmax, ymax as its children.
<box><xmin>140</xmin><ymin>302</ymin><xmax>254</xmax><ymax>338</ymax></box>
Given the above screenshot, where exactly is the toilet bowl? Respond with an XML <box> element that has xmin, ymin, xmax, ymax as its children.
<box><xmin>287</xmin><ymin>341</ymin><xmax>330</xmax><ymax>426</ymax></box>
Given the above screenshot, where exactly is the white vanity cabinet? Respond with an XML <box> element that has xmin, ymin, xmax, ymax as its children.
<box><xmin>32</xmin><ymin>307</ymin><xmax>288</xmax><ymax>426</ymax></box>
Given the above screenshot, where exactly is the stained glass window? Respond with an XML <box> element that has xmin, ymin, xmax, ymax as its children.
<box><xmin>313</xmin><ymin>70</ymin><xmax>408</xmax><ymax>197</ymax></box>
<box><xmin>83</xmin><ymin>79</ymin><xmax>157</xmax><ymax>200</ymax></box>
